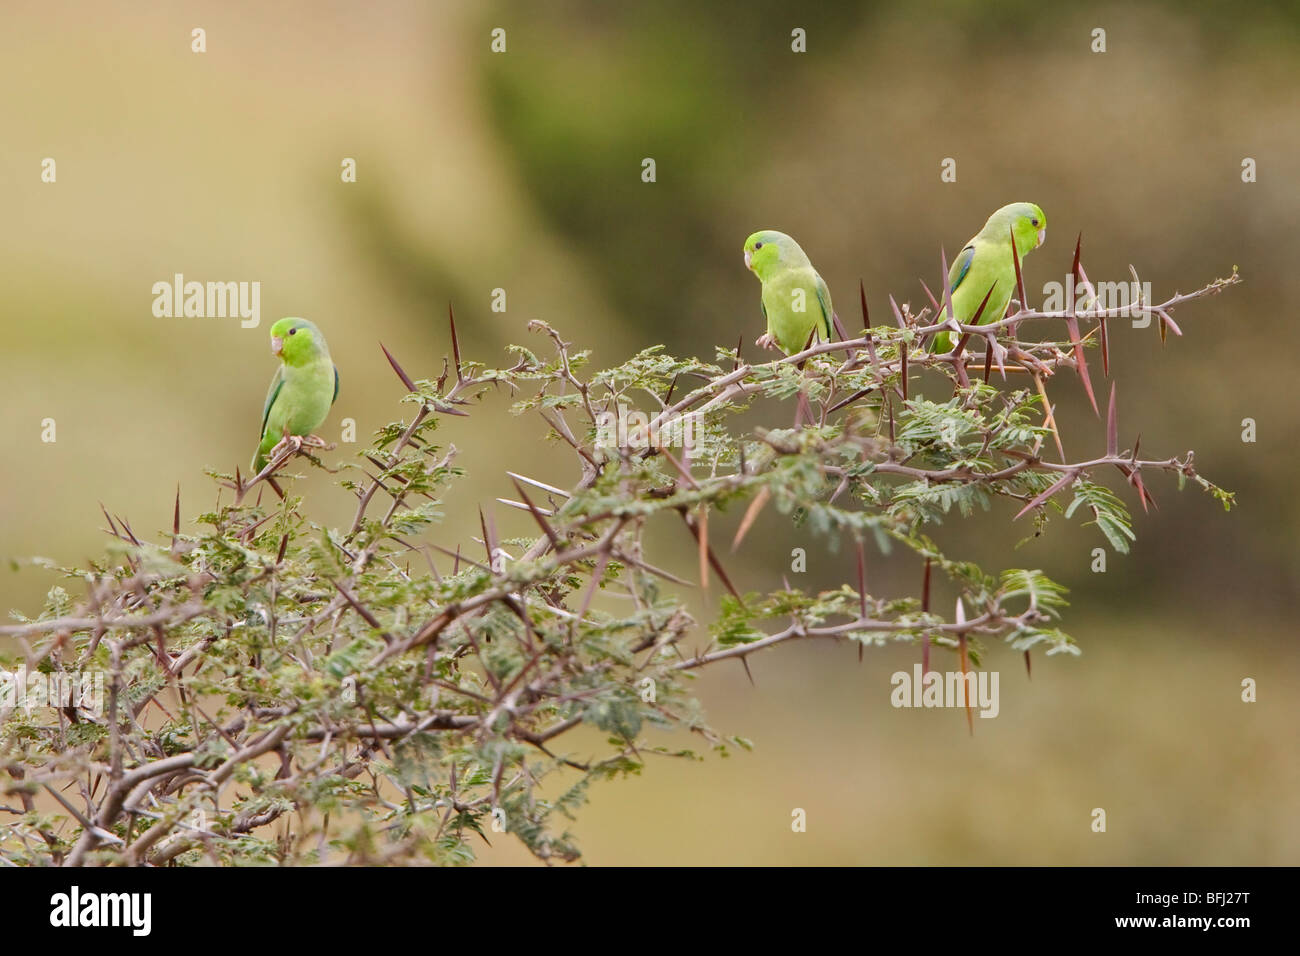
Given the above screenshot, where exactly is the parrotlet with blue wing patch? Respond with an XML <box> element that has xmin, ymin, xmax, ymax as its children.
<box><xmin>930</xmin><ymin>202</ymin><xmax>1047</xmax><ymax>354</ymax></box>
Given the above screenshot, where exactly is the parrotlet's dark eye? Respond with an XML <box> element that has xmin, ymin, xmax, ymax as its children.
<box><xmin>289</xmin><ymin>328</ymin><xmax>298</xmax><ymax>335</ymax></box>
<box><xmin>755</xmin><ymin>242</ymin><xmax>764</xmax><ymax>250</ymax></box>
<box><xmin>1031</xmin><ymin>218</ymin><xmax>1040</xmax><ymax>227</ymax></box>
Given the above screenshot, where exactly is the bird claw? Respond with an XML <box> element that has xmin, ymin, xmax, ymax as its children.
<box><xmin>237</xmin><ymin>435</ymin><xmax>335</xmax><ymax>505</ymax></box>
<box><xmin>755</xmin><ymin>333</ymin><xmax>778</xmax><ymax>351</ymax></box>
<box><xmin>270</xmin><ymin>434</ymin><xmax>334</xmax><ymax>460</ymax></box>
<box><xmin>264</xmin><ymin>435</ymin><xmax>303</xmax><ymax>464</ymax></box>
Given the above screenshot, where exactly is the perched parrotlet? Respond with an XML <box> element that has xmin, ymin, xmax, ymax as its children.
<box><xmin>742</xmin><ymin>230</ymin><xmax>834</xmax><ymax>354</ymax></box>
<box><xmin>251</xmin><ymin>317</ymin><xmax>339</xmax><ymax>472</ymax></box>
<box><xmin>929</xmin><ymin>202</ymin><xmax>1047</xmax><ymax>354</ymax></box>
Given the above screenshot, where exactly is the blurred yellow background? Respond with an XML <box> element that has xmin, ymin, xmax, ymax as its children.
<box><xmin>1</xmin><ymin>0</ymin><xmax>1296</xmax><ymax>864</ymax></box>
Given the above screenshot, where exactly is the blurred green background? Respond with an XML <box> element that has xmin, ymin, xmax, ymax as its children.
<box><xmin>2</xmin><ymin>0</ymin><xmax>1297</xmax><ymax>864</ymax></box>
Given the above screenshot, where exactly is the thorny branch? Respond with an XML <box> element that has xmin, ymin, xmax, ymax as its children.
<box><xmin>0</xmin><ymin>256</ymin><xmax>1237</xmax><ymax>865</ymax></box>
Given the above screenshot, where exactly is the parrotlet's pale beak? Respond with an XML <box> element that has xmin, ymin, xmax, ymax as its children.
<box><xmin>271</xmin><ymin>335</ymin><xmax>284</xmax><ymax>357</ymax></box>
<box><xmin>1037</xmin><ymin>228</ymin><xmax>1047</xmax><ymax>248</ymax></box>
<box><xmin>744</xmin><ymin>250</ymin><xmax>753</xmax><ymax>270</ymax></box>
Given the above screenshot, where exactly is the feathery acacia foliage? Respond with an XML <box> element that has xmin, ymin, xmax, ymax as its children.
<box><xmin>1</xmin><ymin>255</ymin><xmax>1238</xmax><ymax>865</ymax></box>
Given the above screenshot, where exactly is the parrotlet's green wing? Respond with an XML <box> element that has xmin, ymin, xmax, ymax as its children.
<box><xmin>931</xmin><ymin>245</ymin><xmax>977</xmax><ymax>353</ymax></box>
<box><xmin>948</xmin><ymin>245</ymin><xmax>976</xmax><ymax>295</ymax></box>
<box><xmin>815</xmin><ymin>273</ymin><xmax>833</xmax><ymax>341</ymax></box>
<box><xmin>261</xmin><ymin>365</ymin><xmax>285</xmax><ymax>438</ymax></box>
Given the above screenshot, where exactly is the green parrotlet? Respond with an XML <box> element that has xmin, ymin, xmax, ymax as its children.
<box><xmin>251</xmin><ymin>317</ymin><xmax>339</xmax><ymax>472</ymax></box>
<box><xmin>929</xmin><ymin>202</ymin><xmax>1047</xmax><ymax>354</ymax></box>
<box><xmin>743</xmin><ymin>230</ymin><xmax>834</xmax><ymax>354</ymax></box>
